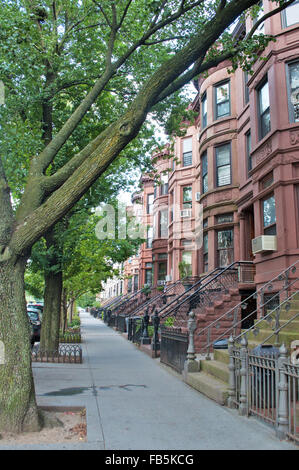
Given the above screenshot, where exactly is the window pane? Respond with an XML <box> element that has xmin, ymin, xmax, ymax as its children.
<box><xmin>284</xmin><ymin>1</ymin><xmax>299</xmax><ymax>27</ymax></box>
<box><xmin>202</xmin><ymin>94</ymin><xmax>207</xmax><ymax>128</ymax></box>
<box><xmin>216</xmin><ymin>82</ymin><xmax>229</xmax><ymax>104</ymax></box>
<box><xmin>289</xmin><ymin>61</ymin><xmax>299</xmax><ymax>122</ymax></box>
<box><xmin>203</xmin><ymin>233</ymin><xmax>208</xmax><ymax>252</ymax></box>
<box><xmin>203</xmin><ymin>174</ymin><xmax>208</xmax><ymax>193</ymax></box>
<box><xmin>183</xmin><ymin>137</ymin><xmax>192</xmax><ymax>153</ymax></box>
<box><xmin>183</xmin><ymin>151</ymin><xmax>192</xmax><ymax>166</ymax></box>
<box><xmin>160</xmin><ymin>210</ymin><xmax>168</xmax><ymax>238</ymax></box>
<box><xmin>263</xmin><ymin>196</ymin><xmax>276</xmax><ymax>227</ymax></box>
<box><xmin>261</xmin><ymin>109</ymin><xmax>271</xmax><ymax>137</ymax></box>
<box><xmin>217</xmin><ymin>101</ymin><xmax>230</xmax><ymax>117</ymax></box>
<box><xmin>217</xmin><ymin>166</ymin><xmax>231</xmax><ymax>186</ymax></box>
<box><xmin>182</xmin><ymin>251</ymin><xmax>192</xmax><ymax>267</ymax></box>
<box><xmin>246</xmin><ymin>131</ymin><xmax>252</xmax><ymax>172</ymax></box>
<box><xmin>259</xmin><ymin>81</ymin><xmax>269</xmax><ymax>114</ymax></box>
<box><xmin>183</xmin><ymin>186</ymin><xmax>192</xmax><ymax>202</ymax></box>
<box><xmin>216</xmin><ymin>145</ymin><xmax>230</xmax><ymax>166</ymax></box>
<box><xmin>218</xmin><ymin>230</ymin><xmax>233</xmax><ymax>248</ymax></box>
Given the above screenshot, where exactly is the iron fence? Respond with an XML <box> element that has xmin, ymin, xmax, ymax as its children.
<box><xmin>32</xmin><ymin>344</ymin><xmax>82</xmax><ymax>364</ymax></box>
<box><xmin>228</xmin><ymin>337</ymin><xmax>299</xmax><ymax>445</ymax></box>
<box><xmin>160</xmin><ymin>326</ymin><xmax>188</xmax><ymax>373</ymax></box>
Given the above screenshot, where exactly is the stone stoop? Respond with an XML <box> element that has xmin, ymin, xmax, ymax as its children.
<box><xmin>194</xmin><ymin>288</ymin><xmax>242</xmax><ymax>351</ymax></box>
<box><xmin>246</xmin><ymin>294</ymin><xmax>299</xmax><ymax>350</ymax></box>
<box><xmin>184</xmin><ymin>349</ymin><xmax>230</xmax><ymax>406</ymax></box>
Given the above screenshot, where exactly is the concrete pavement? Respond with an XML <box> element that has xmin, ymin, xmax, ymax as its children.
<box><xmin>0</xmin><ymin>311</ymin><xmax>297</xmax><ymax>450</ymax></box>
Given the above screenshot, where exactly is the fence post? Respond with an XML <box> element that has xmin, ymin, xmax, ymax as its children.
<box><xmin>239</xmin><ymin>335</ymin><xmax>248</xmax><ymax>416</ymax></box>
<box><xmin>184</xmin><ymin>311</ymin><xmax>199</xmax><ymax>374</ymax></box>
<box><xmin>227</xmin><ymin>335</ymin><xmax>236</xmax><ymax>409</ymax></box>
<box><xmin>151</xmin><ymin>309</ymin><xmax>160</xmax><ymax>357</ymax></box>
<box><xmin>141</xmin><ymin>308</ymin><xmax>151</xmax><ymax>345</ymax></box>
<box><xmin>276</xmin><ymin>343</ymin><xmax>289</xmax><ymax>440</ymax></box>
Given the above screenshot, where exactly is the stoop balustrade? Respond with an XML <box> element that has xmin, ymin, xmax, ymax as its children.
<box><xmin>226</xmin><ymin>289</ymin><xmax>299</xmax><ymax>445</ymax></box>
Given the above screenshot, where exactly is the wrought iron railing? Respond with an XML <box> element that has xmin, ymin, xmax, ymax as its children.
<box><xmin>159</xmin><ymin>262</ymin><xmax>254</xmax><ymax>328</ymax></box>
<box><xmin>110</xmin><ymin>287</ymin><xmax>145</xmax><ymax>316</ymax></box>
<box><xmin>196</xmin><ymin>259</ymin><xmax>299</xmax><ymax>356</ymax></box>
<box><xmin>227</xmin><ymin>335</ymin><xmax>299</xmax><ymax>444</ymax></box>
<box><xmin>160</xmin><ymin>326</ymin><xmax>188</xmax><ymax>373</ymax></box>
<box><xmin>126</xmin><ymin>279</ymin><xmax>187</xmax><ymax>319</ymax></box>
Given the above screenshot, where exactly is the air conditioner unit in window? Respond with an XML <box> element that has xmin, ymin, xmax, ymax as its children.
<box><xmin>165</xmin><ymin>274</ymin><xmax>172</xmax><ymax>282</ymax></box>
<box><xmin>180</xmin><ymin>209</ymin><xmax>192</xmax><ymax>218</ymax></box>
<box><xmin>157</xmin><ymin>280</ymin><xmax>167</xmax><ymax>286</ymax></box>
<box><xmin>252</xmin><ymin>235</ymin><xmax>277</xmax><ymax>254</ymax></box>
<box><xmin>195</xmin><ymin>192</ymin><xmax>201</xmax><ymax>201</ymax></box>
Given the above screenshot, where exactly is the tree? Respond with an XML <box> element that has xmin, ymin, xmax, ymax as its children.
<box><xmin>0</xmin><ymin>0</ymin><xmax>294</xmax><ymax>433</ymax></box>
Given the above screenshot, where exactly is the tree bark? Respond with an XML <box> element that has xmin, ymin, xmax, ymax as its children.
<box><xmin>0</xmin><ymin>258</ymin><xmax>40</xmax><ymax>433</ymax></box>
<box><xmin>39</xmin><ymin>228</ymin><xmax>63</xmax><ymax>353</ymax></box>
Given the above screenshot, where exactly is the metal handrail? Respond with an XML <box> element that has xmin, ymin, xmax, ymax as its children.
<box><xmin>126</xmin><ymin>278</ymin><xmax>185</xmax><ymax>318</ymax></box>
<box><xmin>202</xmin><ymin>277</ymin><xmax>299</xmax><ymax>355</ymax></box>
<box><xmin>236</xmin><ymin>288</ymin><xmax>299</xmax><ymax>344</ymax></box>
<box><xmin>159</xmin><ymin>261</ymin><xmax>254</xmax><ymax>320</ymax></box>
<box><xmin>197</xmin><ymin>258</ymin><xmax>299</xmax><ymax>345</ymax></box>
<box><xmin>103</xmin><ymin>294</ymin><xmax>126</xmax><ymax>309</ymax></box>
<box><xmin>111</xmin><ymin>287</ymin><xmax>145</xmax><ymax>313</ymax></box>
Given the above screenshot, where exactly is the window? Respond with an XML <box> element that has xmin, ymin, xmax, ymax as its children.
<box><xmin>244</xmin><ymin>72</ymin><xmax>250</xmax><ymax>105</ymax></box>
<box><xmin>263</xmin><ymin>195</ymin><xmax>276</xmax><ymax>235</ymax></box>
<box><xmin>154</xmin><ymin>185</ymin><xmax>157</xmax><ymax>199</ymax></box>
<box><xmin>246</xmin><ymin>131</ymin><xmax>252</xmax><ymax>174</ymax></box>
<box><xmin>215</xmin><ymin>144</ymin><xmax>231</xmax><ymax>187</ymax></box>
<box><xmin>133</xmin><ymin>274</ymin><xmax>139</xmax><ymax>292</ymax></box>
<box><xmin>287</xmin><ymin>61</ymin><xmax>299</xmax><ymax>123</ymax></box>
<box><xmin>147</xmin><ymin>193</ymin><xmax>154</xmax><ymax>214</ymax></box>
<box><xmin>182</xmin><ymin>137</ymin><xmax>192</xmax><ymax>166</ymax></box>
<box><xmin>202</xmin><ymin>151</ymin><xmax>208</xmax><ymax>194</ymax></box>
<box><xmin>260</xmin><ymin>171</ymin><xmax>273</xmax><ymax>190</ymax></box>
<box><xmin>145</xmin><ymin>266</ymin><xmax>152</xmax><ymax>286</ymax></box>
<box><xmin>203</xmin><ymin>233</ymin><xmax>209</xmax><ymax>273</ymax></box>
<box><xmin>146</xmin><ymin>226</ymin><xmax>153</xmax><ymax>248</ymax></box>
<box><xmin>201</xmin><ymin>92</ymin><xmax>207</xmax><ymax>128</ymax></box>
<box><xmin>160</xmin><ymin>173</ymin><xmax>169</xmax><ymax>195</ymax></box>
<box><xmin>214</xmin><ymin>80</ymin><xmax>230</xmax><ymax>119</ymax></box>
<box><xmin>217</xmin><ymin>229</ymin><xmax>234</xmax><ymax>267</ymax></box>
<box><xmin>203</xmin><ymin>218</ymin><xmax>208</xmax><ymax>229</ymax></box>
<box><xmin>158</xmin><ymin>262</ymin><xmax>167</xmax><ymax>281</ymax></box>
<box><xmin>216</xmin><ymin>213</ymin><xmax>233</xmax><ymax>224</ymax></box>
<box><xmin>182</xmin><ymin>186</ymin><xmax>192</xmax><ymax>208</ymax></box>
<box><xmin>282</xmin><ymin>0</ymin><xmax>299</xmax><ymax>28</ymax></box>
<box><xmin>182</xmin><ymin>251</ymin><xmax>192</xmax><ymax>276</ymax></box>
<box><xmin>159</xmin><ymin>209</ymin><xmax>168</xmax><ymax>238</ymax></box>
<box><xmin>127</xmin><ymin>277</ymin><xmax>132</xmax><ymax>293</ymax></box>
<box><xmin>257</xmin><ymin>78</ymin><xmax>271</xmax><ymax>140</ymax></box>
<box><xmin>253</xmin><ymin>1</ymin><xmax>265</xmax><ymax>35</ymax></box>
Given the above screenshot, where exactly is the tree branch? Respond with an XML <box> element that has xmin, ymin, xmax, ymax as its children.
<box><xmin>246</xmin><ymin>0</ymin><xmax>296</xmax><ymax>40</ymax></box>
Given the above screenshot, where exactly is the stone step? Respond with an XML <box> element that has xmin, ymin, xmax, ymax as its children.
<box><xmin>255</xmin><ymin>319</ymin><xmax>299</xmax><ymax>332</ymax></box>
<box><xmin>246</xmin><ymin>328</ymin><xmax>299</xmax><ymax>348</ymax></box>
<box><xmin>200</xmin><ymin>359</ymin><xmax>229</xmax><ymax>383</ymax></box>
<box><xmin>184</xmin><ymin>371</ymin><xmax>229</xmax><ymax>406</ymax></box>
<box><xmin>213</xmin><ymin>349</ymin><xmax>230</xmax><ymax>365</ymax></box>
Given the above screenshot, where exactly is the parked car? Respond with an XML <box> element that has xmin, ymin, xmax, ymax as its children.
<box><xmin>27</xmin><ymin>303</ymin><xmax>43</xmax><ymax>321</ymax></box>
<box><xmin>27</xmin><ymin>308</ymin><xmax>41</xmax><ymax>344</ymax></box>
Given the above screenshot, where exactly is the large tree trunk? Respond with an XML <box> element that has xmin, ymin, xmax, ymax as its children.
<box><xmin>0</xmin><ymin>258</ymin><xmax>40</xmax><ymax>433</ymax></box>
<box><xmin>40</xmin><ymin>228</ymin><xmax>63</xmax><ymax>353</ymax></box>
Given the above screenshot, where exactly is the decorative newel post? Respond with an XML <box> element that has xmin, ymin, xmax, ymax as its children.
<box><xmin>141</xmin><ymin>307</ymin><xmax>151</xmax><ymax>345</ymax></box>
<box><xmin>227</xmin><ymin>335</ymin><xmax>236</xmax><ymax>409</ymax></box>
<box><xmin>184</xmin><ymin>311</ymin><xmax>199</xmax><ymax>375</ymax></box>
<box><xmin>276</xmin><ymin>343</ymin><xmax>289</xmax><ymax>440</ymax></box>
<box><xmin>152</xmin><ymin>308</ymin><xmax>160</xmax><ymax>357</ymax></box>
<box><xmin>239</xmin><ymin>335</ymin><xmax>248</xmax><ymax>416</ymax></box>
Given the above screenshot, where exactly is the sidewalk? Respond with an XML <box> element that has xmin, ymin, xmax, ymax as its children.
<box><xmin>0</xmin><ymin>311</ymin><xmax>296</xmax><ymax>450</ymax></box>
